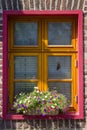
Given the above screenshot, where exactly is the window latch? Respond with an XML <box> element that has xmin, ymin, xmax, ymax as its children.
<box><xmin>75</xmin><ymin>95</ymin><xmax>78</xmax><ymax>103</ymax></box>
<box><xmin>75</xmin><ymin>59</ymin><xmax>78</xmax><ymax>68</ymax></box>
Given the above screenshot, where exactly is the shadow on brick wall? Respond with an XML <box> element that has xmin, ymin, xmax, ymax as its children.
<box><xmin>0</xmin><ymin>0</ymin><xmax>86</xmax><ymax>129</ymax></box>
<box><xmin>0</xmin><ymin>118</ymin><xmax>86</xmax><ymax>129</ymax></box>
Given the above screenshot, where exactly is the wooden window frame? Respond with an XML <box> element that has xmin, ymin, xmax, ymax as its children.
<box><xmin>8</xmin><ymin>53</ymin><xmax>42</xmax><ymax>108</ymax></box>
<box><xmin>44</xmin><ymin>53</ymin><xmax>78</xmax><ymax>111</ymax></box>
<box><xmin>3</xmin><ymin>10</ymin><xmax>83</xmax><ymax>119</ymax></box>
<box><xmin>8</xmin><ymin>18</ymin><xmax>42</xmax><ymax>51</ymax></box>
<box><xmin>44</xmin><ymin>17</ymin><xmax>77</xmax><ymax>51</ymax></box>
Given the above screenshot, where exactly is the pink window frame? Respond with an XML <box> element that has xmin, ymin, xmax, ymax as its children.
<box><xmin>2</xmin><ymin>10</ymin><xmax>84</xmax><ymax>120</ymax></box>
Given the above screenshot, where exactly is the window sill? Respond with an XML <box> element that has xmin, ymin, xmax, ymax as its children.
<box><xmin>3</xmin><ymin>112</ymin><xmax>84</xmax><ymax>120</ymax></box>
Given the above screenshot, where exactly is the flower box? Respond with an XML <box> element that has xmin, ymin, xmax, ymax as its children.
<box><xmin>13</xmin><ymin>87</ymin><xmax>69</xmax><ymax>116</ymax></box>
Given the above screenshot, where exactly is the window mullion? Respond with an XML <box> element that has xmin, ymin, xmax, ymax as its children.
<box><xmin>8</xmin><ymin>53</ymin><xmax>14</xmax><ymax>109</ymax></box>
<box><xmin>41</xmin><ymin>53</ymin><xmax>48</xmax><ymax>91</ymax></box>
<box><xmin>72</xmin><ymin>54</ymin><xmax>78</xmax><ymax>111</ymax></box>
<box><xmin>38</xmin><ymin>53</ymin><xmax>42</xmax><ymax>91</ymax></box>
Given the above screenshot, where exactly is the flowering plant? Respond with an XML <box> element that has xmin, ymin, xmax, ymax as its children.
<box><xmin>13</xmin><ymin>87</ymin><xmax>69</xmax><ymax>115</ymax></box>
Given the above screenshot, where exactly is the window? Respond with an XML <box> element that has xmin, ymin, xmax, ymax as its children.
<box><xmin>3</xmin><ymin>11</ymin><xmax>83</xmax><ymax>119</ymax></box>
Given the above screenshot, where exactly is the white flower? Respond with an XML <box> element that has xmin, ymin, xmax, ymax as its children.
<box><xmin>36</xmin><ymin>90</ymin><xmax>39</xmax><ymax>93</ymax></box>
<box><xmin>19</xmin><ymin>100</ymin><xmax>22</xmax><ymax>104</ymax></box>
<box><xmin>45</xmin><ymin>96</ymin><xmax>47</xmax><ymax>98</ymax></box>
<box><xmin>28</xmin><ymin>101</ymin><xmax>30</xmax><ymax>103</ymax></box>
<box><xmin>53</xmin><ymin>98</ymin><xmax>56</xmax><ymax>101</ymax></box>
<box><xmin>27</xmin><ymin>97</ymin><xmax>30</xmax><ymax>99</ymax></box>
<box><xmin>34</xmin><ymin>96</ymin><xmax>36</xmax><ymax>98</ymax></box>
<box><xmin>24</xmin><ymin>99</ymin><xmax>28</xmax><ymax>103</ymax></box>
<box><xmin>23</xmin><ymin>111</ymin><xmax>26</xmax><ymax>114</ymax></box>
<box><xmin>34</xmin><ymin>86</ymin><xmax>38</xmax><ymax>89</ymax></box>
<box><xmin>51</xmin><ymin>106</ymin><xmax>55</xmax><ymax>108</ymax></box>
<box><xmin>54</xmin><ymin>103</ymin><xmax>57</xmax><ymax>106</ymax></box>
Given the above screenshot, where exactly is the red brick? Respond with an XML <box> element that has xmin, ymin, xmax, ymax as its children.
<box><xmin>84</xmin><ymin>83</ymin><xmax>87</xmax><ymax>87</ymax></box>
<box><xmin>67</xmin><ymin>0</ymin><xmax>72</xmax><ymax>10</ymax></box>
<box><xmin>5</xmin><ymin>120</ymin><xmax>11</xmax><ymax>129</ymax></box>
<box><xmin>41</xmin><ymin>120</ymin><xmax>46</xmax><ymax>129</ymax></box>
<box><xmin>40</xmin><ymin>0</ymin><xmax>45</xmax><ymax>10</ymax></box>
<box><xmin>85</xmin><ymin>1</ymin><xmax>87</xmax><ymax>5</ymax></box>
<box><xmin>24</xmin><ymin>0</ymin><xmax>29</xmax><ymax>10</ymax></box>
<box><xmin>7</xmin><ymin>0</ymin><xmax>12</xmax><ymax>10</ymax></box>
<box><xmin>51</xmin><ymin>0</ymin><xmax>55</xmax><ymax>10</ymax></box>
<box><xmin>28</xmin><ymin>120</ymin><xmax>34</xmax><ymax>129</ymax></box>
<box><xmin>85</xmin><ymin>60</ymin><xmax>87</xmax><ymax>64</ymax></box>
<box><xmin>35</xmin><ymin>0</ymin><xmax>39</xmax><ymax>10</ymax></box>
<box><xmin>85</xmin><ymin>94</ymin><xmax>87</xmax><ymax>98</ymax></box>
<box><xmin>0</xmin><ymin>26</ymin><xmax>2</xmax><ymax>31</ymax></box>
<box><xmin>1</xmin><ymin>0</ymin><xmax>6</xmax><ymax>10</ymax></box>
<box><xmin>80</xmin><ymin>119</ymin><xmax>86</xmax><ymax>128</ymax></box>
<box><xmin>0</xmin><ymin>37</ymin><xmax>2</xmax><ymax>42</ymax></box>
<box><xmin>0</xmin><ymin>0</ymin><xmax>87</xmax><ymax>129</ymax></box>
<box><xmin>59</xmin><ymin>119</ymin><xmax>63</xmax><ymax>128</ymax></box>
<box><xmin>53</xmin><ymin>120</ymin><xmax>58</xmax><ymax>129</ymax></box>
<box><xmin>18</xmin><ymin>0</ymin><xmax>23</xmax><ymax>10</ymax></box>
<box><xmin>46</xmin><ymin>0</ymin><xmax>50</xmax><ymax>10</ymax></box>
<box><xmin>12</xmin><ymin>120</ymin><xmax>17</xmax><ymax>129</ymax></box>
<box><xmin>84</xmin><ymin>36</ymin><xmax>87</xmax><ymax>40</ymax></box>
<box><xmin>30</xmin><ymin>0</ymin><xmax>34</xmax><ymax>9</ymax></box>
<box><xmin>76</xmin><ymin>119</ymin><xmax>87</xmax><ymax>128</ymax></box>
<box><xmin>0</xmin><ymin>66</ymin><xmax>2</xmax><ymax>70</ymax></box>
<box><xmin>79</xmin><ymin>0</ymin><xmax>85</xmax><ymax>9</ymax></box>
<box><xmin>65</xmin><ymin>119</ymin><xmax>69</xmax><ymax>128</ymax></box>
<box><xmin>23</xmin><ymin>121</ymin><xmax>29</xmax><ymax>129</ymax></box>
<box><xmin>0</xmin><ymin>60</ymin><xmax>2</xmax><ymax>64</ymax></box>
<box><xmin>0</xmin><ymin>120</ymin><xmax>5</xmax><ymax>129</ymax></box>
<box><xmin>56</xmin><ymin>0</ymin><xmax>61</xmax><ymax>10</ymax></box>
<box><xmin>84</xmin><ymin>25</ymin><xmax>87</xmax><ymax>30</ymax></box>
<box><xmin>13</xmin><ymin>0</ymin><xmax>18</xmax><ymax>10</ymax></box>
<box><xmin>76</xmin><ymin>120</ymin><xmax>82</xmax><ymax>128</ymax></box>
<box><xmin>32</xmin><ymin>120</ymin><xmax>40</xmax><ymax>129</ymax></box>
<box><xmin>70</xmin><ymin>119</ymin><xmax>75</xmax><ymax>128</ymax></box>
<box><xmin>84</xmin><ymin>7</ymin><xmax>87</xmax><ymax>11</ymax></box>
<box><xmin>62</xmin><ymin>0</ymin><xmax>67</xmax><ymax>10</ymax></box>
<box><xmin>17</xmin><ymin>120</ymin><xmax>23</xmax><ymax>129</ymax></box>
<box><xmin>72</xmin><ymin>0</ymin><xmax>78</xmax><ymax>10</ymax></box>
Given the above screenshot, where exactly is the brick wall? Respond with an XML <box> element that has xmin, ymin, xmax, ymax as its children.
<box><xmin>0</xmin><ymin>0</ymin><xmax>87</xmax><ymax>129</ymax></box>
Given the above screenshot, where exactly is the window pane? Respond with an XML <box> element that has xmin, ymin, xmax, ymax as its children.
<box><xmin>14</xmin><ymin>82</ymin><xmax>37</xmax><ymax>95</ymax></box>
<box><xmin>48</xmin><ymin>82</ymin><xmax>71</xmax><ymax>102</ymax></box>
<box><xmin>48</xmin><ymin>22</ymin><xmax>72</xmax><ymax>45</ymax></box>
<box><xmin>48</xmin><ymin>56</ymin><xmax>71</xmax><ymax>79</ymax></box>
<box><xmin>14</xmin><ymin>56</ymin><xmax>37</xmax><ymax>79</ymax></box>
<box><xmin>14</xmin><ymin>22</ymin><xmax>38</xmax><ymax>46</ymax></box>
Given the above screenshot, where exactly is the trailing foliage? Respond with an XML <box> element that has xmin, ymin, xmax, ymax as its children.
<box><xmin>13</xmin><ymin>87</ymin><xmax>69</xmax><ymax>115</ymax></box>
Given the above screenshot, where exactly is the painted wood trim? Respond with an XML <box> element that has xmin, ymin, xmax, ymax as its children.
<box><xmin>78</xmin><ymin>10</ymin><xmax>84</xmax><ymax>119</ymax></box>
<box><xmin>2</xmin><ymin>10</ymin><xmax>84</xmax><ymax>119</ymax></box>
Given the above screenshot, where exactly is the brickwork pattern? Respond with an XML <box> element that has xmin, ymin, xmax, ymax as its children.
<box><xmin>0</xmin><ymin>0</ymin><xmax>87</xmax><ymax>129</ymax></box>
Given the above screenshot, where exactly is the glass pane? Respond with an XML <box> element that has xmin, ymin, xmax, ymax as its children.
<box><xmin>48</xmin><ymin>22</ymin><xmax>72</xmax><ymax>45</ymax></box>
<box><xmin>48</xmin><ymin>56</ymin><xmax>71</xmax><ymax>79</ymax></box>
<box><xmin>14</xmin><ymin>82</ymin><xmax>37</xmax><ymax>95</ymax></box>
<box><xmin>14</xmin><ymin>22</ymin><xmax>38</xmax><ymax>46</ymax></box>
<box><xmin>48</xmin><ymin>82</ymin><xmax>71</xmax><ymax>102</ymax></box>
<box><xmin>14</xmin><ymin>56</ymin><xmax>37</xmax><ymax>79</ymax></box>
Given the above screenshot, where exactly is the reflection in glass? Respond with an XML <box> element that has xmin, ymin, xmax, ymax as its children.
<box><xmin>48</xmin><ymin>56</ymin><xmax>71</xmax><ymax>79</ymax></box>
<box><xmin>14</xmin><ymin>22</ymin><xmax>38</xmax><ymax>46</ymax></box>
<box><xmin>14</xmin><ymin>82</ymin><xmax>37</xmax><ymax>95</ymax></box>
<box><xmin>48</xmin><ymin>82</ymin><xmax>71</xmax><ymax>102</ymax></box>
<box><xmin>48</xmin><ymin>22</ymin><xmax>72</xmax><ymax>45</ymax></box>
<box><xmin>14</xmin><ymin>56</ymin><xmax>37</xmax><ymax>79</ymax></box>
